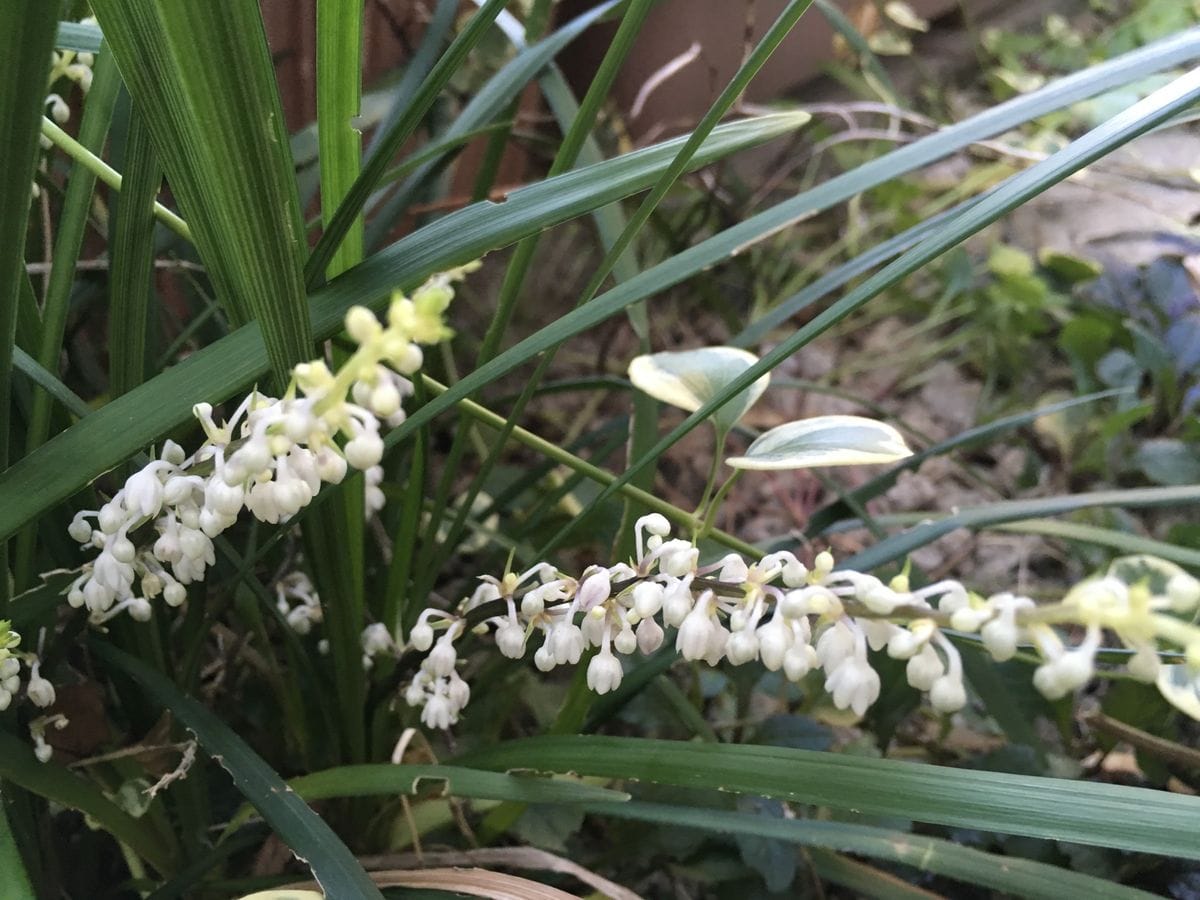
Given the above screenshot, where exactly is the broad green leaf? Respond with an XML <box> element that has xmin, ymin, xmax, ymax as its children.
<box><xmin>456</xmin><ymin>735</ymin><xmax>1200</xmax><ymax>859</ymax></box>
<box><xmin>0</xmin><ymin>731</ymin><xmax>175</xmax><ymax>874</ymax></box>
<box><xmin>89</xmin><ymin>0</ymin><xmax>312</xmax><ymax>385</ymax></box>
<box><xmin>0</xmin><ymin>112</ymin><xmax>806</xmax><ymax>544</ymax></box>
<box><xmin>726</xmin><ymin>415</ymin><xmax>911</xmax><ymax>470</ymax></box>
<box><xmin>629</xmin><ymin>347</ymin><xmax>770</xmax><ymax>434</ymax></box>
<box><xmin>0</xmin><ymin>0</ymin><xmax>61</xmax><ymax>611</ymax></box>
<box><xmin>586</xmin><ymin>801</ymin><xmax>1156</xmax><ymax>900</ymax></box>
<box><xmin>91</xmin><ymin>641</ymin><xmax>384</xmax><ymax>899</ymax></box>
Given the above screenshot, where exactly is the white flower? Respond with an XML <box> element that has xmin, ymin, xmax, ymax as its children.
<box><xmin>26</xmin><ymin>665</ymin><xmax>55</xmax><ymax>708</ymax></box>
<box><xmin>825</xmin><ymin>655</ymin><xmax>880</xmax><ymax>717</ymax></box>
<box><xmin>587</xmin><ymin>648</ymin><xmax>624</xmax><ymax>694</ymax></box>
<box><xmin>495</xmin><ymin>620</ymin><xmax>527</xmax><ymax>659</ymax></box>
<box><xmin>676</xmin><ymin>593</ymin><xmax>715</xmax><ymax>661</ymax></box>
<box><xmin>905</xmin><ymin>644</ymin><xmax>944</xmax><ymax>691</ymax></box>
<box><xmin>661</xmin><ymin>578</ymin><xmax>695</xmax><ymax>626</ymax></box>
<box><xmin>548</xmin><ymin>620</ymin><xmax>585</xmax><ymax>666</ymax></box>
<box><xmin>757</xmin><ymin>614</ymin><xmax>794</xmax><ymax>671</ymax></box>
<box><xmin>425</xmin><ymin>637</ymin><xmax>458</xmax><ymax>677</ymax></box>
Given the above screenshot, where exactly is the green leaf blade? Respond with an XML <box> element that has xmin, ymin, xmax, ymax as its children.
<box><xmin>457</xmin><ymin>735</ymin><xmax>1200</xmax><ymax>859</ymax></box>
<box><xmin>90</xmin><ymin>0</ymin><xmax>312</xmax><ymax>385</ymax></box>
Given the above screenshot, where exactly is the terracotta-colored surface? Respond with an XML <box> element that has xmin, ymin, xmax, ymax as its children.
<box><xmin>559</xmin><ymin>0</ymin><xmax>965</xmax><ymax>136</ymax></box>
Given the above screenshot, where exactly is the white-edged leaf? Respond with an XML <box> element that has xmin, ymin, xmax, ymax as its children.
<box><xmin>1157</xmin><ymin>664</ymin><xmax>1200</xmax><ymax>721</ymax></box>
<box><xmin>628</xmin><ymin>347</ymin><xmax>770</xmax><ymax>433</ymax></box>
<box><xmin>726</xmin><ymin>415</ymin><xmax>912</xmax><ymax>470</ymax></box>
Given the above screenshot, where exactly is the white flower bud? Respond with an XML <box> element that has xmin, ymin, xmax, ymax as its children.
<box><xmin>162</xmin><ymin>439</ymin><xmax>186</xmax><ymax>466</ymax></box>
<box><xmin>127</xmin><ymin>597</ymin><xmax>153</xmax><ymax>622</ymax></box>
<box><xmin>110</xmin><ymin>536</ymin><xmax>136</xmax><ymax>564</ymax></box>
<box><xmin>717</xmin><ymin>554</ymin><xmax>748</xmax><ymax>583</ymax></box>
<box><xmin>534</xmin><ymin>644</ymin><xmax>556</xmax><ymax>672</ymax></box>
<box><xmin>1168</xmin><ymin>573</ymin><xmax>1200</xmax><ymax>613</ymax></box>
<box><xmin>409</xmin><ymin>622</ymin><xmax>435</xmax><ymax>652</ymax></box>
<box><xmin>658</xmin><ymin>540</ymin><xmax>698</xmax><ymax>578</ymax></box>
<box><xmin>614</xmin><ymin>626</ymin><xmax>637</xmax><ymax>656</ymax></box>
<box><xmin>576</xmin><ymin>569</ymin><xmax>612</xmax><ymax>611</ymax></box>
<box><xmin>929</xmin><ymin>674</ymin><xmax>967</xmax><ymax>713</ymax></box>
<box><xmin>662</xmin><ymin>581</ymin><xmax>694</xmax><ymax>627</ymax></box>
<box><xmin>27</xmin><ymin>671</ymin><xmax>56</xmax><ymax>708</ymax></box>
<box><xmin>163</xmin><ymin>582</ymin><xmax>187</xmax><ymax>607</ymax></box>
<box><xmin>632</xmin><ymin>581</ymin><xmax>665</xmax><ymax>618</ymax></box>
<box><xmin>46</xmin><ymin>93</ymin><xmax>69</xmax><ymax>123</ymax></box>
<box><xmin>1127</xmin><ymin>647</ymin><xmax>1160</xmax><ymax>683</ymax></box>
<box><xmin>68</xmin><ymin>515</ymin><xmax>93</xmax><ymax>544</ymax></box>
<box><xmin>370</xmin><ymin>382</ymin><xmax>402</xmax><ymax>418</ymax></box>
<box><xmin>34</xmin><ymin>741</ymin><xmax>53</xmax><ymax>764</ymax></box>
<box><xmin>981</xmin><ymin>617</ymin><xmax>1019</xmax><ymax>662</ymax></box>
<box><xmin>813</xmin><ymin>551</ymin><xmax>835</xmax><ymax>577</ymax></box>
<box><xmin>949</xmin><ymin>606</ymin><xmax>990</xmax><ymax>632</ymax></box>
<box><xmin>344</xmin><ymin>433</ymin><xmax>383</xmax><ymax>470</ymax></box>
<box><xmin>636</xmin><ymin>617</ymin><xmax>664</xmax><ymax>654</ymax></box>
<box><xmin>98</xmin><ymin>503</ymin><xmax>125</xmax><ymax>535</ymax></box>
<box><xmin>345</xmin><ymin>306</ymin><xmax>381</xmax><ymax>343</ymax></box>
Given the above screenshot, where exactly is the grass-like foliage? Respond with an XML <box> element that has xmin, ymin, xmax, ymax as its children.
<box><xmin>2</xmin><ymin>1</ymin><xmax>1199</xmax><ymax>897</ymax></box>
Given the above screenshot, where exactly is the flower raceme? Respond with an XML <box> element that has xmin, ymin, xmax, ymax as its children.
<box><xmin>63</xmin><ymin>271</ymin><xmax>470</xmax><ymax>626</ymax></box>
<box><xmin>400</xmin><ymin>518</ymin><xmax>1200</xmax><ymax>730</ymax></box>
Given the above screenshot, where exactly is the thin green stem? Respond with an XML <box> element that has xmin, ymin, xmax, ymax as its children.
<box><xmin>420</xmin><ymin>375</ymin><xmax>761</xmax><ymax>559</ymax></box>
<box><xmin>698</xmin><ymin>469</ymin><xmax>743</xmax><ymax>542</ymax></box>
<box><xmin>40</xmin><ymin>118</ymin><xmax>191</xmax><ymax>240</ymax></box>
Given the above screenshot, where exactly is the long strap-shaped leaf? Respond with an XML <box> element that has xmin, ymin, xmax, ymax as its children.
<box><xmin>0</xmin><ymin>0</ymin><xmax>60</xmax><ymax>612</ymax></box>
<box><xmin>455</xmin><ymin>734</ymin><xmax>1200</xmax><ymax>859</ymax></box>
<box><xmin>0</xmin><ymin>113</ymin><xmax>803</xmax><ymax>542</ymax></box>
<box><xmin>841</xmin><ymin>484</ymin><xmax>1200</xmax><ymax>571</ymax></box>
<box><xmin>89</xmin><ymin>0</ymin><xmax>312</xmax><ymax>385</ymax></box>
<box><xmin>585</xmin><ymin>800</ymin><xmax>1156</xmax><ymax>900</ymax></box>
<box><xmin>530</xmin><ymin>63</ymin><xmax>1200</xmax><ymax>555</ymax></box>
<box><xmin>0</xmin><ymin>788</ymin><xmax>35</xmax><ymax>900</ymax></box>
<box><xmin>306</xmin><ymin>0</ymin><xmax>509</xmax><ymax>283</ymax></box>
<box><xmin>362</xmin><ymin>0</ymin><xmax>622</xmax><ymax>248</ymax></box>
<box><xmin>91</xmin><ymin>640</ymin><xmax>384</xmax><ymax>899</ymax></box>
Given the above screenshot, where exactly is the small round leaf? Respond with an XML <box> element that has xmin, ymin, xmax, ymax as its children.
<box><xmin>726</xmin><ymin>415</ymin><xmax>912</xmax><ymax>470</ymax></box>
<box><xmin>628</xmin><ymin>347</ymin><xmax>770</xmax><ymax>433</ymax></box>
